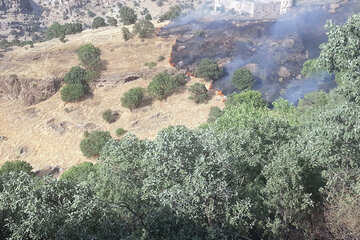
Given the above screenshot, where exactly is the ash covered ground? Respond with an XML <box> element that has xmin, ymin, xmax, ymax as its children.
<box><xmin>159</xmin><ymin>1</ymin><xmax>360</xmax><ymax>102</ymax></box>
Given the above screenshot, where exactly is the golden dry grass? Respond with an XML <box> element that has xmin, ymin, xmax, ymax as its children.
<box><xmin>0</xmin><ymin>24</ymin><xmax>224</xmax><ymax>171</ymax></box>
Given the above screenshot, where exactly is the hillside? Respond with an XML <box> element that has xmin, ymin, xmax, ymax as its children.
<box><xmin>0</xmin><ymin>24</ymin><xmax>223</xmax><ymax>171</ymax></box>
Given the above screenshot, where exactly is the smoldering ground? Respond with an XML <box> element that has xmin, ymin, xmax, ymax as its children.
<box><xmin>160</xmin><ymin>0</ymin><xmax>360</xmax><ymax>103</ymax></box>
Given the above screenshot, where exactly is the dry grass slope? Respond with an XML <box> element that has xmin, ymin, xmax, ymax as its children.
<box><xmin>0</xmin><ymin>24</ymin><xmax>224</xmax><ymax>171</ymax></box>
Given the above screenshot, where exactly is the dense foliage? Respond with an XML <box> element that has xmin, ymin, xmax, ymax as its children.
<box><xmin>60</xmin><ymin>83</ymin><xmax>86</xmax><ymax>102</ymax></box>
<box><xmin>46</xmin><ymin>22</ymin><xmax>83</xmax><ymax>40</ymax></box>
<box><xmin>133</xmin><ymin>20</ymin><xmax>155</xmax><ymax>38</ymax></box>
<box><xmin>147</xmin><ymin>72</ymin><xmax>180</xmax><ymax>100</ymax></box>
<box><xmin>119</xmin><ymin>6</ymin><xmax>138</xmax><ymax>25</ymax></box>
<box><xmin>2</xmin><ymin>12</ymin><xmax>360</xmax><ymax>240</ymax></box>
<box><xmin>196</xmin><ymin>58</ymin><xmax>224</xmax><ymax>82</ymax></box>
<box><xmin>76</xmin><ymin>44</ymin><xmax>102</xmax><ymax>72</ymax></box>
<box><xmin>0</xmin><ymin>160</ymin><xmax>32</xmax><ymax>175</ymax></box>
<box><xmin>159</xmin><ymin>5</ymin><xmax>182</xmax><ymax>22</ymax></box>
<box><xmin>102</xmin><ymin>109</ymin><xmax>117</xmax><ymax>123</ymax></box>
<box><xmin>121</xmin><ymin>87</ymin><xmax>145</xmax><ymax>109</ymax></box>
<box><xmin>122</xmin><ymin>27</ymin><xmax>132</xmax><ymax>41</ymax></box>
<box><xmin>232</xmin><ymin>68</ymin><xmax>255</xmax><ymax>91</ymax></box>
<box><xmin>92</xmin><ymin>17</ymin><xmax>107</xmax><ymax>29</ymax></box>
<box><xmin>107</xmin><ymin>16</ymin><xmax>118</xmax><ymax>26</ymax></box>
<box><xmin>188</xmin><ymin>82</ymin><xmax>209</xmax><ymax>103</ymax></box>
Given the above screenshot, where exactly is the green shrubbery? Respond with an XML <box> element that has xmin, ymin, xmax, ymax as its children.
<box><xmin>76</xmin><ymin>44</ymin><xmax>102</xmax><ymax>72</ymax></box>
<box><xmin>102</xmin><ymin>109</ymin><xmax>117</xmax><ymax>123</ymax></box>
<box><xmin>196</xmin><ymin>58</ymin><xmax>224</xmax><ymax>81</ymax></box>
<box><xmin>80</xmin><ymin>131</ymin><xmax>111</xmax><ymax>158</ymax></box>
<box><xmin>121</xmin><ymin>87</ymin><xmax>145</xmax><ymax>109</ymax></box>
<box><xmin>107</xmin><ymin>17</ymin><xmax>118</xmax><ymax>26</ymax></box>
<box><xmin>231</xmin><ymin>68</ymin><xmax>255</xmax><ymax>91</ymax></box>
<box><xmin>133</xmin><ymin>20</ymin><xmax>155</xmax><ymax>38</ymax></box>
<box><xmin>207</xmin><ymin>106</ymin><xmax>223</xmax><ymax>123</ymax></box>
<box><xmin>46</xmin><ymin>22</ymin><xmax>83</xmax><ymax>40</ymax></box>
<box><xmin>92</xmin><ymin>17</ymin><xmax>107</xmax><ymax>29</ymax></box>
<box><xmin>147</xmin><ymin>72</ymin><xmax>179</xmax><ymax>100</ymax></box>
<box><xmin>61</xmin><ymin>83</ymin><xmax>86</xmax><ymax>102</ymax></box>
<box><xmin>119</xmin><ymin>6</ymin><xmax>137</xmax><ymax>25</ymax></box>
<box><xmin>122</xmin><ymin>27</ymin><xmax>131</xmax><ymax>41</ymax></box>
<box><xmin>188</xmin><ymin>83</ymin><xmax>209</xmax><ymax>103</ymax></box>
<box><xmin>116</xmin><ymin>128</ymin><xmax>126</xmax><ymax>136</ymax></box>
<box><xmin>60</xmin><ymin>162</ymin><xmax>97</xmax><ymax>182</ymax></box>
<box><xmin>0</xmin><ymin>160</ymin><xmax>32</xmax><ymax>175</ymax></box>
<box><xmin>159</xmin><ymin>5</ymin><xmax>182</xmax><ymax>22</ymax></box>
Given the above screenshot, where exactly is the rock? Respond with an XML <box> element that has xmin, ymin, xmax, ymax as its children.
<box><xmin>329</xmin><ymin>3</ymin><xmax>340</xmax><ymax>13</ymax></box>
<box><xmin>278</xmin><ymin>66</ymin><xmax>290</xmax><ymax>78</ymax></box>
<box><xmin>47</xmin><ymin>119</ymin><xmax>69</xmax><ymax>135</ymax></box>
<box><xmin>130</xmin><ymin>120</ymin><xmax>139</xmax><ymax>127</ymax></box>
<box><xmin>282</xmin><ymin>38</ymin><xmax>295</xmax><ymax>48</ymax></box>
<box><xmin>76</xmin><ymin>123</ymin><xmax>98</xmax><ymax>130</ymax></box>
<box><xmin>34</xmin><ymin>166</ymin><xmax>64</xmax><ymax>178</ymax></box>
<box><xmin>0</xmin><ymin>135</ymin><xmax>7</xmax><ymax>143</ymax></box>
<box><xmin>0</xmin><ymin>76</ymin><xmax>62</xmax><ymax>106</ymax></box>
<box><xmin>18</xmin><ymin>146</ymin><xmax>28</xmax><ymax>155</ymax></box>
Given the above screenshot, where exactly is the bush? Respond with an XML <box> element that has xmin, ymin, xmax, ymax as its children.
<box><xmin>207</xmin><ymin>106</ymin><xmax>223</xmax><ymax>123</ymax></box>
<box><xmin>107</xmin><ymin>17</ymin><xmax>118</xmax><ymax>26</ymax></box>
<box><xmin>119</xmin><ymin>6</ymin><xmax>137</xmax><ymax>25</ymax></box>
<box><xmin>92</xmin><ymin>17</ymin><xmax>107</xmax><ymax>29</ymax></box>
<box><xmin>145</xmin><ymin>13</ymin><xmax>152</xmax><ymax>20</ymax></box>
<box><xmin>188</xmin><ymin>83</ymin><xmax>209</xmax><ymax>104</ymax></box>
<box><xmin>302</xmin><ymin>58</ymin><xmax>321</xmax><ymax>78</ymax></box>
<box><xmin>231</xmin><ymin>68</ymin><xmax>255</xmax><ymax>91</ymax></box>
<box><xmin>0</xmin><ymin>160</ymin><xmax>33</xmax><ymax>175</ymax></box>
<box><xmin>173</xmin><ymin>73</ymin><xmax>187</xmax><ymax>85</ymax></box>
<box><xmin>158</xmin><ymin>55</ymin><xmax>165</xmax><ymax>62</ymax></box>
<box><xmin>46</xmin><ymin>22</ymin><xmax>83</xmax><ymax>40</ymax></box>
<box><xmin>122</xmin><ymin>27</ymin><xmax>131</xmax><ymax>41</ymax></box>
<box><xmin>61</xmin><ymin>84</ymin><xmax>86</xmax><ymax>102</ymax></box>
<box><xmin>133</xmin><ymin>20</ymin><xmax>155</xmax><ymax>38</ymax></box>
<box><xmin>76</xmin><ymin>44</ymin><xmax>102</xmax><ymax>72</ymax></box>
<box><xmin>102</xmin><ymin>109</ymin><xmax>117</xmax><ymax>123</ymax></box>
<box><xmin>60</xmin><ymin>162</ymin><xmax>97</xmax><ymax>182</ymax></box>
<box><xmin>147</xmin><ymin>72</ymin><xmax>179</xmax><ymax>100</ymax></box>
<box><xmin>80</xmin><ymin>131</ymin><xmax>111</xmax><ymax>158</ymax></box>
<box><xmin>64</xmin><ymin>66</ymin><xmax>89</xmax><ymax>85</ymax></box>
<box><xmin>196</xmin><ymin>58</ymin><xmax>224</xmax><ymax>82</ymax></box>
<box><xmin>226</xmin><ymin>90</ymin><xmax>266</xmax><ymax>109</ymax></box>
<box><xmin>159</xmin><ymin>5</ymin><xmax>182</xmax><ymax>22</ymax></box>
<box><xmin>121</xmin><ymin>87</ymin><xmax>145</xmax><ymax>109</ymax></box>
<box><xmin>144</xmin><ymin>62</ymin><xmax>157</xmax><ymax>69</ymax></box>
<box><xmin>116</xmin><ymin>128</ymin><xmax>126</xmax><ymax>136</ymax></box>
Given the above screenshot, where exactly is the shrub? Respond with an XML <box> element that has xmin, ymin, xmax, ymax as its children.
<box><xmin>147</xmin><ymin>72</ymin><xmax>179</xmax><ymax>100</ymax></box>
<box><xmin>119</xmin><ymin>6</ymin><xmax>137</xmax><ymax>25</ymax></box>
<box><xmin>144</xmin><ymin>62</ymin><xmax>157</xmax><ymax>69</ymax></box>
<box><xmin>159</xmin><ymin>5</ymin><xmax>182</xmax><ymax>22</ymax></box>
<box><xmin>173</xmin><ymin>73</ymin><xmax>187</xmax><ymax>85</ymax></box>
<box><xmin>122</xmin><ymin>27</ymin><xmax>131</xmax><ymax>41</ymax></box>
<box><xmin>80</xmin><ymin>131</ymin><xmax>111</xmax><ymax>158</ymax></box>
<box><xmin>121</xmin><ymin>87</ymin><xmax>145</xmax><ymax>109</ymax></box>
<box><xmin>107</xmin><ymin>17</ymin><xmax>118</xmax><ymax>26</ymax></box>
<box><xmin>231</xmin><ymin>68</ymin><xmax>255</xmax><ymax>91</ymax></box>
<box><xmin>302</xmin><ymin>58</ymin><xmax>321</xmax><ymax>78</ymax></box>
<box><xmin>64</xmin><ymin>23</ymin><xmax>83</xmax><ymax>35</ymax></box>
<box><xmin>76</xmin><ymin>44</ymin><xmax>102</xmax><ymax>72</ymax></box>
<box><xmin>92</xmin><ymin>17</ymin><xmax>107</xmax><ymax>29</ymax></box>
<box><xmin>64</xmin><ymin>66</ymin><xmax>88</xmax><ymax>85</ymax></box>
<box><xmin>46</xmin><ymin>22</ymin><xmax>83</xmax><ymax>40</ymax></box>
<box><xmin>61</xmin><ymin>84</ymin><xmax>86</xmax><ymax>102</ymax></box>
<box><xmin>133</xmin><ymin>20</ymin><xmax>155</xmax><ymax>38</ymax></box>
<box><xmin>158</xmin><ymin>55</ymin><xmax>165</xmax><ymax>62</ymax></box>
<box><xmin>116</xmin><ymin>128</ymin><xmax>126</xmax><ymax>136</ymax></box>
<box><xmin>60</xmin><ymin>162</ymin><xmax>97</xmax><ymax>182</ymax></box>
<box><xmin>188</xmin><ymin>83</ymin><xmax>209</xmax><ymax>104</ymax></box>
<box><xmin>0</xmin><ymin>160</ymin><xmax>33</xmax><ymax>175</ymax></box>
<box><xmin>87</xmin><ymin>10</ymin><xmax>96</xmax><ymax>18</ymax></box>
<box><xmin>196</xmin><ymin>58</ymin><xmax>223</xmax><ymax>82</ymax></box>
<box><xmin>145</xmin><ymin>13</ymin><xmax>152</xmax><ymax>20</ymax></box>
<box><xmin>226</xmin><ymin>90</ymin><xmax>266</xmax><ymax>109</ymax></box>
<box><xmin>102</xmin><ymin>109</ymin><xmax>117</xmax><ymax>123</ymax></box>
<box><xmin>207</xmin><ymin>106</ymin><xmax>223</xmax><ymax>123</ymax></box>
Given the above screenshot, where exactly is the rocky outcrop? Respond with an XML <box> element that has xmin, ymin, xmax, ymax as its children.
<box><xmin>0</xmin><ymin>0</ymin><xmax>33</xmax><ymax>14</ymax></box>
<box><xmin>0</xmin><ymin>76</ymin><xmax>62</xmax><ymax>106</ymax></box>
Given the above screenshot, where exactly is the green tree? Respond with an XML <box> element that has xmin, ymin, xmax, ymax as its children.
<box><xmin>121</xmin><ymin>87</ymin><xmax>145</xmax><ymax>109</ymax></box>
<box><xmin>226</xmin><ymin>90</ymin><xmax>266</xmax><ymax>109</ymax></box>
<box><xmin>145</xmin><ymin>13</ymin><xmax>152</xmax><ymax>20</ymax></box>
<box><xmin>61</xmin><ymin>83</ymin><xmax>86</xmax><ymax>102</ymax></box>
<box><xmin>116</xmin><ymin>128</ymin><xmax>126</xmax><ymax>136</ymax></box>
<box><xmin>188</xmin><ymin>82</ymin><xmax>209</xmax><ymax>104</ymax></box>
<box><xmin>231</xmin><ymin>68</ymin><xmax>255</xmax><ymax>91</ymax></box>
<box><xmin>102</xmin><ymin>109</ymin><xmax>117</xmax><ymax>123</ymax></box>
<box><xmin>133</xmin><ymin>20</ymin><xmax>155</xmax><ymax>38</ymax></box>
<box><xmin>60</xmin><ymin>162</ymin><xmax>98</xmax><ymax>183</ymax></box>
<box><xmin>76</xmin><ymin>44</ymin><xmax>102</xmax><ymax>72</ymax></box>
<box><xmin>107</xmin><ymin>16</ymin><xmax>118</xmax><ymax>26</ymax></box>
<box><xmin>147</xmin><ymin>72</ymin><xmax>179</xmax><ymax>100</ymax></box>
<box><xmin>119</xmin><ymin>6</ymin><xmax>138</xmax><ymax>25</ymax></box>
<box><xmin>207</xmin><ymin>106</ymin><xmax>223</xmax><ymax>123</ymax></box>
<box><xmin>122</xmin><ymin>27</ymin><xmax>131</xmax><ymax>41</ymax></box>
<box><xmin>80</xmin><ymin>131</ymin><xmax>111</xmax><ymax>158</ymax></box>
<box><xmin>64</xmin><ymin>66</ymin><xmax>88</xmax><ymax>85</ymax></box>
<box><xmin>159</xmin><ymin>5</ymin><xmax>182</xmax><ymax>22</ymax></box>
<box><xmin>92</xmin><ymin>17</ymin><xmax>107</xmax><ymax>29</ymax></box>
<box><xmin>0</xmin><ymin>161</ymin><xmax>32</xmax><ymax>175</ymax></box>
<box><xmin>196</xmin><ymin>58</ymin><xmax>223</xmax><ymax>82</ymax></box>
